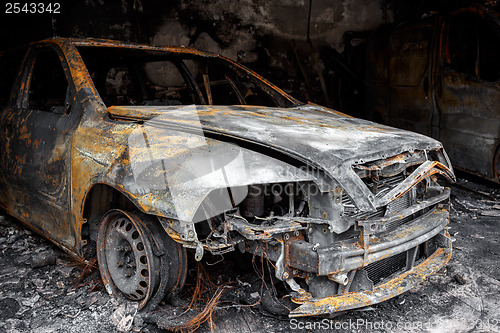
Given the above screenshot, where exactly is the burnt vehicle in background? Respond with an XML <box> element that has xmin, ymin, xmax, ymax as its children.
<box><xmin>0</xmin><ymin>38</ymin><xmax>454</xmax><ymax>317</ymax></box>
<box><xmin>365</xmin><ymin>3</ymin><xmax>500</xmax><ymax>182</ymax></box>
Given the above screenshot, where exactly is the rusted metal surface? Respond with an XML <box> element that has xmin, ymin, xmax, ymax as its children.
<box><xmin>365</xmin><ymin>4</ymin><xmax>500</xmax><ymax>182</ymax></box>
<box><xmin>290</xmin><ymin>243</ymin><xmax>452</xmax><ymax>317</ymax></box>
<box><xmin>0</xmin><ymin>37</ymin><xmax>455</xmax><ymax>316</ymax></box>
<box><xmin>226</xmin><ymin>215</ymin><xmax>306</xmax><ymax>241</ymax></box>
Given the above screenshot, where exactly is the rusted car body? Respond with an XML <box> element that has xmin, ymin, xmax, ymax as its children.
<box><xmin>0</xmin><ymin>38</ymin><xmax>454</xmax><ymax>317</ymax></box>
<box><xmin>365</xmin><ymin>4</ymin><xmax>500</xmax><ymax>182</ymax></box>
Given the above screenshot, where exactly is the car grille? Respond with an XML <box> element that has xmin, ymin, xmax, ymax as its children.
<box><xmin>348</xmin><ymin>158</ymin><xmax>442</xmax><ymax>287</ymax></box>
<box><xmin>342</xmin><ymin>193</ymin><xmax>358</xmax><ymax>215</ymax></box>
<box><xmin>342</xmin><ymin>193</ymin><xmax>386</xmax><ymax>218</ymax></box>
<box><xmin>382</xmin><ymin>191</ymin><xmax>414</xmax><ymax>233</ymax></box>
<box><xmin>384</xmin><ymin>215</ymin><xmax>413</xmax><ymax>234</ymax></box>
<box><xmin>363</xmin><ymin>250</ymin><xmax>407</xmax><ymax>285</ymax></box>
<box><xmin>373</xmin><ymin>173</ymin><xmax>405</xmax><ymax>199</ymax></box>
<box><xmin>343</xmin><ymin>169</ymin><xmax>417</xmax><ymax>233</ymax></box>
<box><xmin>362</xmin><ymin>245</ymin><xmax>428</xmax><ymax>286</ymax></box>
<box><xmin>386</xmin><ymin>190</ymin><xmax>412</xmax><ymax>213</ymax></box>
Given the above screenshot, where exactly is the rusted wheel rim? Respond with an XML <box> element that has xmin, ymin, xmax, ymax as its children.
<box><xmin>98</xmin><ymin>210</ymin><xmax>159</xmax><ymax>307</ymax></box>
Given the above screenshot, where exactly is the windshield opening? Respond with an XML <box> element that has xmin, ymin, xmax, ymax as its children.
<box><xmin>76</xmin><ymin>46</ymin><xmax>300</xmax><ymax>108</ymax></box>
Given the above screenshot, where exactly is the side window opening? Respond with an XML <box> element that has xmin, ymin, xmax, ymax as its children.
<box><xmin>28</xmin><ymin>48</ymin><xmax>70</xmax><ymax>114</ymax></box>
<box><xmin>86</xmin><ymin>60</ymin><xmax>199</xmax><ymax>106</ymax></box>
<box><xmin>196</xmin><ymin>61</ymin><xmax>241</xmax><ymax>106</ymax></box>
<box><xmin>103</xmin><ymin>65</ymin><xmax>139</xmax><ymax>106</ymax></box>
<box><xmin>143</xmin><ymin>60</ymin><xmax>198</xmax><ymax>105</ymax></box>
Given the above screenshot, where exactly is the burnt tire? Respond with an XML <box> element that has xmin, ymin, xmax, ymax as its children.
<box><xmin>97</xmin><ymin>209</ymin><xmax>187</xmax><ymax>310</ymax></box>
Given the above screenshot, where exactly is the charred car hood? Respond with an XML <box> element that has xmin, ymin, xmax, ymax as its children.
<box><xmin>109</xmin><ymin>103</ymin><xmax>441</xmax><ymax>166</ymax></box>
<box><xmin>107</xmin><ymin>103</ymin><xmax>444</xmax><ymax>218</ymax></box>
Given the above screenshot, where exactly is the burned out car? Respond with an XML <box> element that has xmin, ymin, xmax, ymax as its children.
<box><xmin>0</xmin><ymin>38</ymin><xmax>455</xmax><ymax>317</ymax></box>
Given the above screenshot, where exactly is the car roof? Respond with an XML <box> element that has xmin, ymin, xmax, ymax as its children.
<box><xmin>27</xmin><ymin>37</ymin><xmax>221</xmax><ymax>58</ymax></box>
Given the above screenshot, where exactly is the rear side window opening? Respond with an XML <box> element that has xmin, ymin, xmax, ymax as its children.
<box><xmin>76</xmin><ymin>46</ymin><xmax>299</xmax><ymax>108</ymax></box>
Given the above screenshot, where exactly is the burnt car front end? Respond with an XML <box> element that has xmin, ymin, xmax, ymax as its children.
<box><xmin>287</xmin><ymin>149</ymin><xmax>453</xmax><ymax>316</ymax></box>
<box><xmin>164</xmin><ymin>143</ymin><xmax>454</xmax><ymax>317</ymax></box>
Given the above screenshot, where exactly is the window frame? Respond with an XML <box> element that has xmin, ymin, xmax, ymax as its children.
<box><xmin>74</xmin><ymin>45</ymin><xmax>302</xmax><ymax>109</ymax></box>
<box><xmin>19</xmin><ymin>44</ymin><xmax>76</xmax><ymax>114</ymax></box>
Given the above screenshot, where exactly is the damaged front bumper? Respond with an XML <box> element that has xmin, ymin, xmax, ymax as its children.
<box><xmin>287</xmin><ymin>192</ymin><xmax>452</xmax><ymax>317</ymax></box>
<box><xmin>289</xmin><ymin>192</ymin><xmax>450</xmax><ymax>276</ymax></box>
<box><xmin>290</xmin><ymin>241</ymin><xmax>451</xmax><ymax>317</ymax></box>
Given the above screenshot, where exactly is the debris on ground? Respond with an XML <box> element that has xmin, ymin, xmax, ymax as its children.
<box><xmin>0</xmin><ymin>175</ymin><xmax>499</xmax><ymax>332</ymax></box>
<box><xmin>30</xmin><ymin>249</ymin><xmax>57</xmax><ymax>269</ymax></box>
<box><xmin>110</xmin><ymin>301</ymin><xmax>139</xmax><ymax>332</ymax></box>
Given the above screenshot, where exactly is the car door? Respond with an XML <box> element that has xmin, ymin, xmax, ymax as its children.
<box><xmin>0</xmin><ymin>45</ymin><xmax>78</xmax><ymax>249</ymax></box>
<box><xmin>434</xmin><ymin>10</ymin><xmax>500</xmax><ymax>180</ymax></box>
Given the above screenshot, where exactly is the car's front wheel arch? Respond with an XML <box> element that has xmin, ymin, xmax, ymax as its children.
<box><xmin>80</xmin><ymin>183</ymin><xmax>138</xmax><ymax>258</ymax></box>
<box><xmin>81</xmin><ymin>184</ymin><xmax>188</xmax><ymax>309</ymax></box>
<box><xmin>96</xmin><ymin>209</ymin><xmax>187</xmax><ymax>310</ymax></box>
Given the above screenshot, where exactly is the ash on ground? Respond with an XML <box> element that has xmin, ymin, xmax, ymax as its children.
<box><xmin>1</xmin><ymin>175</ymin><xmax>499</xmax><ymax>333</ymax></box>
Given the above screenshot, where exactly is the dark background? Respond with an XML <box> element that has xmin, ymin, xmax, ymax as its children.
<box><xmin>0</xmin><ymin>0</ymin><xmax>482</xmax><ymax>110</ymax></box>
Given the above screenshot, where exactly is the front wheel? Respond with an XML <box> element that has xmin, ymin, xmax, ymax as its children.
<box><xmin>97</xmin><ymin>209</ymin><xmax>187</xmax><ymax>309</ymax></box>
